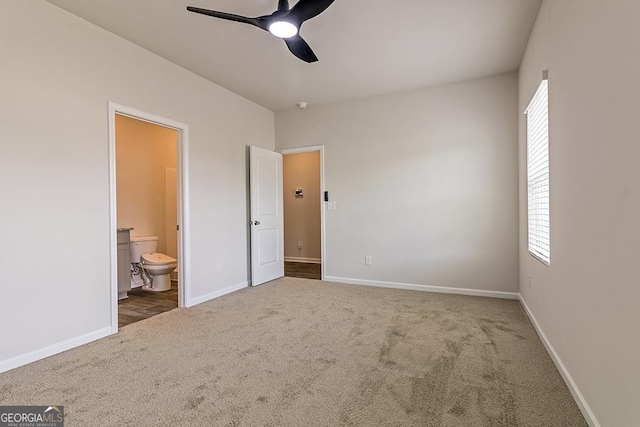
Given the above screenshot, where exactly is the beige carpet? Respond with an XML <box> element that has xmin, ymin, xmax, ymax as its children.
<box><xmin>0</xmin><ymin>277</ymin><xmax>586</xmax><ymax>426</ymax></box>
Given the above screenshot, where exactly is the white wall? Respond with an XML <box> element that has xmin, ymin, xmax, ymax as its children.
<box><xmin>283</xmin><ymin>152</ymin><xmax>322</xmax><ymax>261</ymax></box>
<box><xmin>519</xmin><ymin>1</ymin><xmax>640</xmax><ymax>425</ymax></box>
<box><xmin>0</xmin><ymin>1</ymin><xmax>273</xmax><ymax>369</ymax></box>
<box><xmin>276</xmin><ymin>74</ymin><xmax>519</xmax><ymax>294</ymax></box>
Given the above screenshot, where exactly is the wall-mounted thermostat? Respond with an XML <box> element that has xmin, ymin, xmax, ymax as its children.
<box><xmin>295</xmin><ymin>188</ymin><xmax>304</xmax><ymax>198</ymax></box>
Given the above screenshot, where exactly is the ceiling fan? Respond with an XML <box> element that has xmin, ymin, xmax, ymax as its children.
<box><xmin>186</xmin><ymin>0</ymin><xmax>335</xmax><ymax>63</ymax></box>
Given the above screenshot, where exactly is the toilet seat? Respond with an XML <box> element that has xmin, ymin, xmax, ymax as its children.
<box><xmin>141</xmin><ymin>252</ymin><xmax>176</xmax><ymax>266</ymax></box>
<box><xmin>140</xmin><ymin>252</ymin><xmax>177</xmax><ymax>292</ymax></box>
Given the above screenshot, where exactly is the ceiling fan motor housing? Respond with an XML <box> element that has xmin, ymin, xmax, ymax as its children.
<box><xmin>278</xmin><ymin>0</ymin><xmax>290</xmax><ymax>12</ymax></box>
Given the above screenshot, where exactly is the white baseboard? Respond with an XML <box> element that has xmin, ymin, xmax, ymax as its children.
<box><xmin>323</xmin><ymin>276</ymin><xmax>519</xmax><ymax>300</ymax></box>
<box><xmin>519</xmin><ymin>296</ymin><xmax>600</xmax><ymax>427</ymax></box>
<box><xmin>187</xmin><ymin>281</ymin><xmax>248</xmax><ymax>307</ymax></box>
<box><xmin>0</xmin><ymin>326</ymin><xmax>113</xmax><ymax>374</ymax></box>
<box><xmin>284</xmin><ymin>257</ymin><xmax>321</xmax><ymax>264</ymax></box>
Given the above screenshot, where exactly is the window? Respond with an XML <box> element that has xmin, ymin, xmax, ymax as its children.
<box><xmin>526</xmin><ymin>76</ymin><xmax>550</xmax><ymax>265</ymax></box>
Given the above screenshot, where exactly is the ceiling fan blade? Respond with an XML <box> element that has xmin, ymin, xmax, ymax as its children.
<box><xmin>287</xmin><ymin>0</ymin><xmax>335</xmax><ymax>25</ymax></box>
<box><xmin>283</xmin><ymin>35</ymin><xmax>318</xmax><ymax>63</ymax></box>
<box><xmin>186</xmin><ymin>6</ymin><xmax>264</xmax><ymax>29</ymax></box>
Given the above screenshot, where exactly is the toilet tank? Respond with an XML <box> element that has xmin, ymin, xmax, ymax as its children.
<box><xmin>129</xmin><ymin>236</ymin><xmax>158</xmax><ymax>263</ymax></box>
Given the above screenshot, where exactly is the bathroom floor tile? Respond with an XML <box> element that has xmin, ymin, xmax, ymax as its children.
<box><xmin>118</xmin><ymin>283</ymin><xmax>178</xmax><ymax>328</ymax></box>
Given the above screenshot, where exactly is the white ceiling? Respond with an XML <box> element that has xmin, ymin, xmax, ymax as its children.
<box><xmin>46</xmin><ymin>0</ymin><xmax>541</xmax><ymax>111</ymax></box>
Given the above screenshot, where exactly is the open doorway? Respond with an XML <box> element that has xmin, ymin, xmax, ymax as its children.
<box><xmin>280</xmin><ymin>146</ymin><xmax>325</xmax><ymax>280</ymax></box>
<box><xmin>115</xmin><ymin>115</ymin><xmax>178</xmax><ymax>327</ymax></box>
<box><xmin>108</xmin><ymin>103</ymin><xmax>191</xmax><ymax>333</ymax></box>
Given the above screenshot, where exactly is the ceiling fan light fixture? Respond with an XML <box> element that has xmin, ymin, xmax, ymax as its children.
<box><xmin>268</xmin><ymin>21</ymin><xmax>298</xmax><ymax>38</ymax></box>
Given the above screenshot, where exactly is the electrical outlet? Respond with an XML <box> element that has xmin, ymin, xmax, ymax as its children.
<box><xmin>297</xmin><ymin>241</ymin><xmax>302</xmax><ymax>250</ymax></box>
<box><xmin>365</xmin><ymin>256</ymin><xmax>372</xmax><ymax>266</ymax></box>
<box><xmin>528</xmin><ymin>275</ymin><xmax>532</xmax><ymax>289</ymax></box>
<box><xmin>328</xmin><ymin>202</ymin><xmax>336</xmax><ymax>211</ymax></box>
<box><xmin>217</xmin><ymin>263</ymin><xmax>223</xmax><ymax>273</ymax></box>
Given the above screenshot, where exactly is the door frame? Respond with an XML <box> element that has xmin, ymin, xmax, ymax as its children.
<box><xmin>278</xmin><ymin>145</ymin><xmax>326</xmax><ymax>280</ymax></box>
<box><xmin>108</xmin><ymin>102</ymin><xmax>191</xmax><ymax>333</ymax></box>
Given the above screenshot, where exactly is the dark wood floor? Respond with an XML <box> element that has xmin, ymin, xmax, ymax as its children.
<box><xmin>118</xmin><ymin>283</ymin><xmax>178</xmax><ymax>328</ymax></box>
<box><xmin>284</xmin><ymin>262</ymin><xmax>322</xmax><ymax>280</ymax></box>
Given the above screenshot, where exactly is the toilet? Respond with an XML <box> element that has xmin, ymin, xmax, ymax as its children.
<box><xmin>129</xmin><ymin>236</ymin><xmax>177</xmax><ymax>292</ymax></box>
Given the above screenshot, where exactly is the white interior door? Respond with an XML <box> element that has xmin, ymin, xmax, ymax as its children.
<box><xmin>250</xmin><ymin>146</ymin><xmax>284</xmax><ymax>286</ymax></box>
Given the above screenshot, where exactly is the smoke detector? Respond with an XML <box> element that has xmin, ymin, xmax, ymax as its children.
<box><xmin>297</xmin><ymin>101</ymin><xmax>308</xmax><ymax>109</ymax></box>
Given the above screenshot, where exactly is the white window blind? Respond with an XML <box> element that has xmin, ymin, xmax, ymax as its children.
<box><xmin>526</xmin><ymin>78</ymin><xmax>550</xmax><ymax>265</ymax></box>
